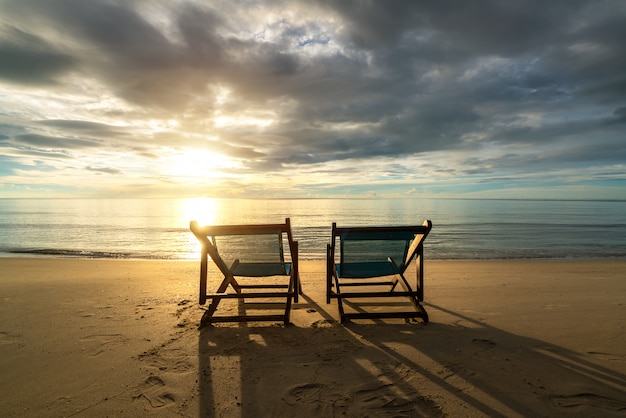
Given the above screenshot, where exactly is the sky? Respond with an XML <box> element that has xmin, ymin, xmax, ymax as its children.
<box><xmin>1</xmin><ymin>0</ymin><xmax>625</xmax><ymax>200</ymax></box>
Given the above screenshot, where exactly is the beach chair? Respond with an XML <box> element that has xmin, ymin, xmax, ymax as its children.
<box><xmin>190</xmin><ymin>218</ymin><xmax>300</xmax><ymax>327</ymax></box>
<box><xmin>327</xmin><ymin>220</ymin><xmax>432</xmax><ymax>323</ymax></box>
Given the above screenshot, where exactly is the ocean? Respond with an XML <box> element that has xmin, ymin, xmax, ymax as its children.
<box><xmin>1</xmin><ymin>198</ymin><xmax>625</xmax><ymax>261</ymax></box>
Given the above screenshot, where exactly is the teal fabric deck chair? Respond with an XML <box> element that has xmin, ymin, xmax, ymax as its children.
<box><xmin>326</xmin><ymin>220</ymin><xmax>432</xmax><ymax>323</ymax></box>
<box><xmin>190</xmin><ymin>218</ymin><xmax>300</xmax><ymax>327</ymax></box>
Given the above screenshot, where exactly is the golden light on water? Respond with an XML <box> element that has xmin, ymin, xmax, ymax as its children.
<box><xmin>181</xmin><ymin>197</ymin><xmax>223</xmax><ymax>226</ymax></box>
<box><xmin>179</xmin><ymin>197</ymin><xmax>223</xmax><ymax>258</ymax></box>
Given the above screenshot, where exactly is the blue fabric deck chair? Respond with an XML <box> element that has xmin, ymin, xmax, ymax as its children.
<box><xmin>190</xmin><ymin>218</ymin><xmax>300</xmax><ymax>327</ymax></box>
<box><xmin>326</xmin><ymin>220</ymin><xmax>432</xmax><ymax>323</ymax></box>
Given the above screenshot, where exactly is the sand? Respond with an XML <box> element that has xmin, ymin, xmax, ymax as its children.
<box><xmin>0</xmin><ymin>258</ymin><xmax>625</xmax><ymax>417</ymax></box>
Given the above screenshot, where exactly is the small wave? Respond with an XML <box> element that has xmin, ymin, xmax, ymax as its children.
<box><xmin>8</xmin><ymin>248</ymin><xmax>134</xmax><ymax>259</ymax></box>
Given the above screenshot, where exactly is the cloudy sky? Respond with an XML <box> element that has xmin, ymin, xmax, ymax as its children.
<box><xmin>1</xmin><ymin>0</ymin><xmax>625</xmax><ymax>199</ymax></box>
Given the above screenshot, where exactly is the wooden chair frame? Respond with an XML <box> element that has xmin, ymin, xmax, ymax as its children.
<box><xmin>190</xmin><ymin>218</ymin><xmax>300</xmax><ymax>327</ymax></box>
<box><xmin>326</xmin><ymin>220</ymin><xmax>432</xmax><ymax>323</ymax></box>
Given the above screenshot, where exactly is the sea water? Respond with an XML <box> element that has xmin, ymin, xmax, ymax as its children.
<box><xmin>0</xmin><ymin>198</ymin><xmax>625</xmax><ymax>260</ymax></box>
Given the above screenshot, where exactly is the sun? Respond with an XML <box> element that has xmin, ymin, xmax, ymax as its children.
<box><xmin>165</xmin><ymin>149</ymin><xmax>237</xmax><ymax>180</ymax></box>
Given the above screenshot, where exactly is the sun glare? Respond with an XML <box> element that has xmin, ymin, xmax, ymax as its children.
<box><xmin>179</xmin><ymin>197</ymin><xmax>222</xmax><ymax>257</ymax></box>
<box><xmin>165</xmin><ymin>149</ymin><xmax>237</xmax><ymax>180</ymax></box>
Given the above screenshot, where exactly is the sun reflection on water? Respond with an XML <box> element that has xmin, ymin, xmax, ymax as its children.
<box><xmin>179</xmin><ymin>197</ymin><xmax>223</xmax><ymax>258</ymax></box>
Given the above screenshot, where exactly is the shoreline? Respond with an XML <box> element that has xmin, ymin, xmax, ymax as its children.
<box><xmin>1</xmin><ymin>258</ymin><xmax>625</xmax><ymax>416</ymax></box>
<box><xmin>3</xmin><ymin>253</ymin><xmax>626</xmax><ymax>261</ymax></box>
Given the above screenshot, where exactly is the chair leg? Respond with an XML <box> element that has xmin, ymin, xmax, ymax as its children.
<box><xmin>200</xmin><ymin>308</ymin><xmax>213</xmax><ymax>327</ymax></box>
<box><xmin>283</xmin><ymin>296</ymin><xmax>292</xmax><ymax>326</ymax></box>
<box><xmin>199</xmin><ymin>250</ymin><xmax>208</xmax><ymax>305</ymax></box>
<box><xmin>284</xmin><ymin>274</ymin><xmax>295</xmax><ymax>325</ymax></box>
<box><xmin>326</xmin><ymin>244</ymin><xmax>335</xmax><ymax>304</ymax></box>
<box><xmin>332</xmin><ymin>274</ymin><xmax>347</xmax><ymax>323</ymax></box>
<box><xmin>418</xmin><ymin>304</ymin><xmax>429</xmax><ymax>323</ymax></box>
<box><xmin>200</xmin><ymin>297</ymin><xmax>222</xmax><ymax>326</ymax></box>
<box><xmin>198</xmin><ymin>274</ymin><xmax>237</xmax><ymax>326</ymax></box>
<box><xmin>396</xmin><ymin>272</ymin><xmax>423</xmax><ymax>311</ymax></box>
<box><xmin>295</xmin><ymin>270</ymin><xmax>302</xmax><ymax>303</ymax></box>
<box><xmin>293</xmin><ymin>242</ymin><xmax>300</xmax><ymax>303</ymax></box>
<box><xmin>326</xmin><ymin>271</ymin><xmax>331</xmax><ymax>304</ymax></box>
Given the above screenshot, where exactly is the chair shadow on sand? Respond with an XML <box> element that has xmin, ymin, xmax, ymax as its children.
<box><xmin>198</xmin><ymin>295</ymin><xmax>626</xmax><ymax>418</ymax></box>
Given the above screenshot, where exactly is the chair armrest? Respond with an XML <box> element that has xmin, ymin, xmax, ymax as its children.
<box><xmin>228</xmin><ymin>259</ymin><xmax>240</xmax><ymax>272</ymax></box>
<box><xmin>387</xmin><ymin>256</ymin><xmax>402</xmax><ymax>273</ymax></box>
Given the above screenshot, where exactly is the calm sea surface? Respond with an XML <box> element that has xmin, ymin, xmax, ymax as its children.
<box><xmin>1</xmin><ymin>198</ymin><xmax>625</xmax><ymax>260</ymax></box>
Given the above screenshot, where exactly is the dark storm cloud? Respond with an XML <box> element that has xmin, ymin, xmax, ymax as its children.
<box><xmin>0</xmin><ymin>26</ymin><xmax>76</xmax><ymax>85</ymax></box>
<box><xmin>2</xmin><ymin>0</ymin><xmax>213</xmax><ymax>109</ymax></box>
<box><xmin>8</xmin><ymin>0</ymin><xmax>176</xmax><ymax>68</ymax></box>
<box><xmin>329</xmin><ymin>0</ymin><xmax>533</xmax><ymax>51</ymax></box>
<box><xmin>612</xmin><ymin>107</ymin><xmax>626</xmax><ymax>123</ymax></box>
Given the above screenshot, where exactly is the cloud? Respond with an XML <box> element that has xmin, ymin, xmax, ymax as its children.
<box><xmin>86</xmin><ymin>165</ymin><xmax>123</xmax><ymax>175</ymax></box>
<box><xmin>0</xmin><ymin>0</ymin><xmax>624</xmax><ymax>198</ymax></box>
<box><xmin>0</xmin><ymin>26</ymin><xmax>76</xmax><ymax>85</ymax></box>
<box><xmin>36</xmin><ymin>120</ymin><xmax>128</xmax><ymax>137</ymax></box>
<box><xmin>13</xmin><ymin>134</ymin><xmax>101</xmax><ymax>149</ymax></box>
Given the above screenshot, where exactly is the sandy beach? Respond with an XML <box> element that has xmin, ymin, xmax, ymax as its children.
<box><xmin>1</xmin><ymin>258</ymin><xmax>625</xmax><ymax>417</ymax></box>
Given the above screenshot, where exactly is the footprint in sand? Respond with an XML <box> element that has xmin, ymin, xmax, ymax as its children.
<box><xmin>283</xmin><ymin>382</ymin><xmax>443</xmax><ymax>416</ymax></box>
<box><xmin>145</xmin><ymin>375</ymin><xmax>164</xmax><ymax>385</ymax></box>
<box><xmin>282</xmin><ymin>383</ymin><xmax>353</xmax><ymax>416</ymax></box>
<box><xmin>79</xmin><ymin>333</ymin><xmax>129</xmax><ymax>357</ymax></box>
<box><xmin>133</xmin><ymin>375</ymin><xmax>177</xmax><ymax>409</ymax></box>
<box><xmin>143</xmin><ymin>352</ymin><xmax>194</xmax><ymax>373</ymax></box>
<box><xmin>0</xmin><ymin>331</ymin><xmax>21</xmax><ymax>345</ymax></box>
<box><xmin>439</xmin><ymin>364</ymin><xmax>477</xmax><ymax>380</ymax></box>
<box><xmin>282</xmin><ymin>383</ymin><xmax>327</xmax><ymax>406</ymax></box>
<box><xmin>137</xmin><ymin>342</ymin><xmax>194</xmax><ymax>374</ymax></box>
<box><xmin>550</xmin><ymin>393</ymin><xmax>626</xmax><ymax>413</ymax></box>
<box><xmin>352</xmin><ymin>383</ymin><xmax>443</xmax><ymax>416</ymax></box>
<box><xmin>135</xmin><ymin>303</ymin><xmax>154</xmax><ymax>318</ymax></box>
<box><xmin>471</xmin><ymin>338</ymin><xmax>496</xmax><ymax>348</ymax></box>
<box><xmin>311</xmin><ymin>319</ymin><xmax>335</xmax><ymax>328</ymax></box>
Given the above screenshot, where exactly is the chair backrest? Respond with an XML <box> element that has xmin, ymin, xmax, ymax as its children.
<box><xmin>190</xmin><ymin>218</ymin><xmax>296</xmax><ymax>276</ymax></box>
<box><xmin>212</xmin><ymin>233</ymin><xmax>284</xmax><ymax>263</ymax></box>
<box><xmin>331</xmin><ymin>221</ymin><xmax>432</xmax><ymax>278</ymax></box>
